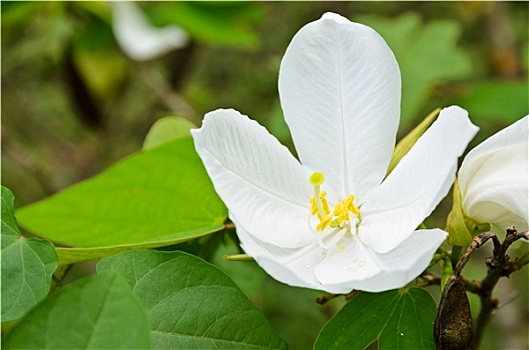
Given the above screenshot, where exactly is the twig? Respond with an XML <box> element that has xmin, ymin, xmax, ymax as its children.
<box><xmin>316</xmin><ymin>293</ymin><xmax>339</xmax><ymax>305</ymax></box>
<box><xmin>416</xmin><ymin>271</ymin><xmax>441</xmax><ymax>287</ymax></box>
<box><xmin>224</xmin><ymin>223</ymin><xmax>236</xmax><ymax>232</ymax></box>
<box><xmin>344</xmin><ymin>290</ymin><xmax>361</xmax><ymax>301</ymax></box>
<box><xmin>138</xmin><ymin>64</ymin><xmax>196</xmax><ymax>117</ymax></box>
<box><xmin>459</xmin><ymin>275</ymin><xmax>481</xmax><ymax>294</ymax></box>
<box><xmin>436</xmin><ymin>228</ymin><xmax>528</xmax><ymax>348</ymax></box>
<box><xmin>316</xmin><ymin>290</ymin><xmax>361</xmax><ymax>305</ymax></box>
<box><xmin>471</xmin><ymin>227</ymin><xmax>528</xmax><ymax>348</ymax></box>
<box><xmin>453</xmin><ymin>231</ymin><xmax>497</xmax><ymax>277</ymax></box>
<box><xmin>496</xmin><ymin>291</ymin><xmax>519</xmax><ymax>309</ymax></box>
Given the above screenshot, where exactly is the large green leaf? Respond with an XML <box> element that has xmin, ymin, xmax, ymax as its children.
<box><xmin>1</xmin><ymin>186</ymin><xmax>58</xmax><ymax>322</ymax></box>
<box><xmin>357</xmin><ymin>13</ymin><xmax>472</xmax><ymax>123</ymax></box>
<box><xmin>315</xmin><ymin>288</ymin><xmax>437</xmax><ymax>350</ymax></box>
<box><xmin>143</xmin><ymin>117</ymin><xmax>196</xmax><ymax>150</ymax></box>
<box><xmin>16</xmin><ymin>138</ymin><xmax>227</xmax><ymax>260</ymax></box>
<box><xmin>97</xmin><ymin>250</ymin><xmax>287</xmax><ymax>349</ymax></box>
<box><xmin>1</xmin><ymin>186</ymin><xmax>21</xmax><ymax>238</ymax></box>
<box><xmin>53</xmin><ymin>225</ymin><xmax>223</xmax><ymax>266</ymax></box>
<box><xmin>3</xmin><ymin>273</ymin><xmax>150</xmax><ymax>349</ymax></box>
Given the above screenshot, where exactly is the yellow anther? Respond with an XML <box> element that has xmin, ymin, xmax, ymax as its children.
<box><xmin>310</xmin><ymin>172</ymin><xmax>325</xmax><ymax>186</ymax></box>
<box><xmin>310</xmin><ymin>191</ymin><xmax>330</xmax><ymax>218</ymax></box>
<box><xmin>316</xmin><ymin>216</ymin><xmax>332</xmax><ymax>231</ymax></box>
<box><xmin>320</xmin><ymin>191</ymin><xmax>330</xmax><ymax>215</ymax></box>
<box><xmin>310</xmin><ymin>196</ymin><xmax>317</xmax><ymax>215</ymax></box>
<box><xmin>308</xmin><ymin>171</ymin><xmax>361</xmax><ymax>233</ymax></box>
<box><xmin>332</xmin><ymin>204</ymin><xmax>344</xmax><ymax>223</ymax></box>
<box><xmin>342</xmin><ymin>195</ymin><xmax>360</xmax><ymax>216</ymax></box>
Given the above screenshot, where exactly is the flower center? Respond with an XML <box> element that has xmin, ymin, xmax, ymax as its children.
<box><xmin>309</xmin><ymin>172</ymin><xmax>361</xmax><ymax>250</ymax></box>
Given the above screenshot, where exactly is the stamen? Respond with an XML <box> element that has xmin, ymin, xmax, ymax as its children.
<box><xmin>346</xmin><ymin>195</ymin><xmax>360</xmax><ymax>215</ymax></box>
<box><xmin>308</xmin><ymin>172</ymin><xmax>361</xmax><ymax>248</ymax></box>
<box><xmin>309</xmin><ymin>172</ymin><xmax>330</xmax><ymax>229</ymax></box>
<box><xmin>316</xmin><ymin>215</ymin><xmax>331</xmax><ymax>231</ymax></box>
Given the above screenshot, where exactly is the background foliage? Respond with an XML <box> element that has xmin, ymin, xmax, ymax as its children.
<box><xmin>2</xmin><ymin>2</ymin><xmax>528</xmax><ymax>349</ymax></box>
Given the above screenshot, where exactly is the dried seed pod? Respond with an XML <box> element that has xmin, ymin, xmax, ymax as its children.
<box><xmin>434</xmin><ymin>276</ymin><xmax>474</xmax><ymax>349</ymax></box>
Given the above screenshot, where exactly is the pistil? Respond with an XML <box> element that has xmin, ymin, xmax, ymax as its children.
<box><xmin>309</xmin><ymin>172</ymin><xmax>362</xmax><ymax>250</ymax></box>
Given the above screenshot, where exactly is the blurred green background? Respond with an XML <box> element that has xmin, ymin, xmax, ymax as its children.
<box><xmin>2</xmin><ymin>2</ymin><xmax>528</xmax><ymax>349</ymax></box>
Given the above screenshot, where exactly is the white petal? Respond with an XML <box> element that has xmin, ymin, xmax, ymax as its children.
<box><xmin>373</xmin><ymin>229</ymin><xmax>447</xmax><ymax>274</ymax></box>
<box><xmin>112</xmin><ymin>2</ymin><xmax>188</xmax><ymax>61</ymax></box>
<box><xmin>314</xmin><ymin>235</ymin><xmax>382</xmax><ymax>286</ymax></box>
<box><xmin>322</xmin><ymin>229</ymin><xmax>446</xmax><ymax>293</ymax></box>
<box><xmin>459</xmin><ymin>116</ymin><xmax>528</xmax><ymax>231</ymax></box>
<box><xmin>191</xmin><ymin>109</ymin><xmax>314</xmax><ymax>248</ymax></box>
<box><xmin>359</xmin><ymin>106</ymin><xmax>478</xmax><ymax>253</ymax></box>
<box><xmin>278</xmin><ymin>12</ymin><xmax>400</xmax><ymax>200</ymax></box>
<box><xmin>232</xmin><ymin>217</ymin><xmax>350</xmax><ymax>293</ymax></box>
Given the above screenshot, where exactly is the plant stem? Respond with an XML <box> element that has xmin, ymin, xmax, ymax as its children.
<box><xmin>450</xmin><ymin>245</ymin><xmax>462</xmax><ymax>269</ymax></box>
<box><xmin>470</xmin><ymin>228</ymin><xmax>528</xmax><ymax>348</ymax></box>
<box><xmin>453</xmin><ymin>232</ymin><xmax>496</xmax><ymax>277</ymax></box>
<box><xmin>224</xmin><ymin>222</ymin><xmax>236</xmax><ymax>232</ymax></box>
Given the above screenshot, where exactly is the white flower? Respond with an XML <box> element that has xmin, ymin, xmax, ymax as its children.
<box><xmin>111</xmin><ymin>2</ymin><xmax>188</xmax><ymax>61</ymax></box>
<box><xmin>458</xmin><ymin>116</ymin><xmax>528</xmax><ymax>233</ymax></box>
<box><xmin>192</xmin><ymin>13</ymin><xmax>478</xmax><ymax>293</ymax></box>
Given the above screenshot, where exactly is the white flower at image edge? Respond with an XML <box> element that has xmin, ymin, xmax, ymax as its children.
<box><xmin>111</xmin><ymin>2</ymin><xmax>188</xmax><ymax>61</ymax></box>
<box><xmin>458</xmin><ymin>115</ymin><xmax>528</xmax><ymax>233</ymax></box>
<box><xmin>192</xmin><ymin>13</ymin><xmax>478</xmax><ymax>293</ymax></box>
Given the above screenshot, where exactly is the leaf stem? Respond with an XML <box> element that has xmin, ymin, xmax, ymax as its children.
<box><xmin>224</xmin><ymin>223</ymin><xmax>236</xmax><ymax>232</ymax></box>
<box><xmin>222</xmin><ymin>254</ymin><xmax>254</xmax><ymax>262</ymax></box>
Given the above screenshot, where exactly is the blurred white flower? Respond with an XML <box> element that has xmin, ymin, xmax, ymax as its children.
<box><xmin>192</xmin><ymin>13</ymin><xmax>478</xmax><ymax>293</ymax></box>
<box><xmin>111</xmin><ymin>2</ymin><xmax>188</xmax><ymax>61</ymax></box>
<box><xmin>458</xmin><ymin>116</ymin><xmax>528</xmax><ymax>233</ymax></box>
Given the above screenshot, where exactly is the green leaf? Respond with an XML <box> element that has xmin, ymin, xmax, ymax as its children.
<box><xmin>1</xmin><ymin>186</ymin><xmax>58</xmax><ymax>322</ymax></box>
<box><xmin>357</xmin><ymin>13</ymin><xmax>472</xmax><ymax>123</ymax></box>
<box><xmin>146</xmin><ymin>2</ymin><xmax>264</xmax><ymax>50</ymax></box>
<box><xmin>3</xmin><ymin>273</ymin><xmax>150</xmax><ymax>349</ymax></box>
<box><xmin>455</xmin><ymin>80</ymin><xmax>528</xmax><ymax>123</ymax></box>
<box><xmin>143</xmin><ymin>117</ymin><xmax>197</xmax><ymax>150</ymax></box>
<box><xmin>54</xmin><ymin>225</ymin><xmax>222</xmax><ymax>265</ymax></box>
<box><xmin>16</xmin><ymin>137</ymin><xmax>227</xmax><ymax>263</ymax></box>
<box><xmin>315</xmin><ymin>288</ymin><xmax>436</xmax><ymax>350</ymax></box>
<box><xmin>72</xmin><ymin>47</ymin><xmax>128</xmax><ymax>102</ymax></box>
<box><xmin>97</xmin><ymin>250</ymin><xmax>287</xmax><ymax>349</ymax></box>
<box><xmin>1</xmin><ymin>186</ymin><xmax>21</xmax><ymax>238</ymax></box>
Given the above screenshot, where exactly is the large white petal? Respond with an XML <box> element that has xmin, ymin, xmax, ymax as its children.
<box><xmin>191</xmin><ymin>109</ymin><xmax>314</xmax><ymax>248</ymax></box>
<box><xmin>373</xmin><ymin>229</ymin><xmax>447</xmax><ymax>274</ymax></box>
<box><xmin>459</xmin><ymin>116</ymin><xmax>528</xmax><ymax>231</ymax></box>
<box><xmin>359</xmin><ymin>106</ymin><xmax>478</xmax><ymax>253</ymax></box>
<box><xmin>231</xmin><ymin>217</ymin><xmax>350</xmax><ymax>293</ymax></box>
<box><xmin>322</xmin><ymin>229</ymin><xmax>446</xmax><ymax>293</ymax></box>
<box><xmin>112</xmin><ymin>2</ymin><xmax>189</xmax><ymax>61</ymax></box>
<box><xmin>278</xmin><ymin>12</ymin><xmax>401</xmax><ymax>200</ymax></box>
<box><xmin>314</xmin><ymin>235</ymin><xmax>383</xmax><ymax>286</ymax></box>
